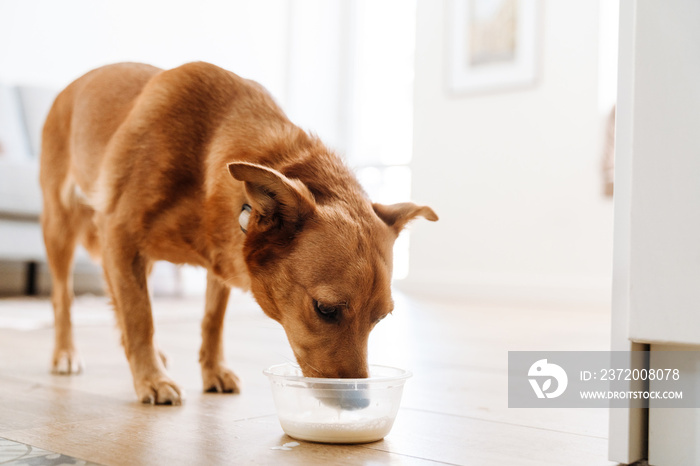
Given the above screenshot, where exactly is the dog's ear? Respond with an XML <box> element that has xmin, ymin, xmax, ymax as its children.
<box><xmin>228</xmin><ymin>162</ymin><xmax>315</xmax><ymax>231</ymax></box>
<box><xmin>373</xmin><ymin>202</ymin><xmax>438</xmax><ymax>235</ymax></box>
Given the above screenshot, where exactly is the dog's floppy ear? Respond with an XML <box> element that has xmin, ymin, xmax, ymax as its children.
<box><xmin>373</xmin><ymin>202</ymin><xmax>438</xmax><ymax>235</ymax></box>
<box><xmin>228</xmin><ymin>162</ymin><xmax>315</xmax><ymax>231</ymax></box>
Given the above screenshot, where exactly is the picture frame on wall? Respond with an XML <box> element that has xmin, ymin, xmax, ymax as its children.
<box><xmin>447</xmin><ymin>0</ymin><xmax>540</xmax><ymax>96</ymax></box>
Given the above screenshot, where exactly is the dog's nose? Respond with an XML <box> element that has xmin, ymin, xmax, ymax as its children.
<box><xmin>318</xmin><ymin>384</ymin><xmax>371</xmax><ymax>411</ymax></box>
<box><xmin>313</xmin><ymin>366</ymin><xmax>371</xmax><ymax>410</ymax></box>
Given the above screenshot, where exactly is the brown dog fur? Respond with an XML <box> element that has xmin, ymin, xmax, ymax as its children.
<box><xmin>40</xmin><ymin>62</ymin><xmax>437</xmax><ymax>404</ymax></box>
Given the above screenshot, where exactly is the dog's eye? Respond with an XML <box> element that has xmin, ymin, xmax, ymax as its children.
<box><xmin>313</xmin><ymin>300</ymin><xmax>342</xmax><ymax>323</ymax></box>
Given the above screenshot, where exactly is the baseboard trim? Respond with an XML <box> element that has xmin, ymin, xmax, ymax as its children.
<box><xmin>395</xmin><ymin>270</ymin><xmax>612</xmax><ymax>307</ymax></box>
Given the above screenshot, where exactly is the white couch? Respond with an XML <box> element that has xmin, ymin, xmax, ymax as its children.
<box><xmin>0</xmin><ymin>83</ymin><xmax>106</xmax><ymax>294</ymax></box>
<box><xmin>0</xmin><ymin>84</ymin><xmax>54</xmax><ymax>262</ymax></box>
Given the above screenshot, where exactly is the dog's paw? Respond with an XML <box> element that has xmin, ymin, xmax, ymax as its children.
<box><xmin>202</xmin><ymin>365</ymin><xmax>241</xmax><ymax>394</ymax></box>
<box><xmin>52</xmin><ymin>348</ymin><xmax>84</xmax><ymax>375</ymax></box>
<box><xmin>135</xmin><ymin>376</ymin><xmax>184</xmax><ymax>405</ymax></box>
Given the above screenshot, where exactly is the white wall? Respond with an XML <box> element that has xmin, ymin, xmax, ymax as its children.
<box><xmin>0</xmin><ymin>0</ymin><xmax>290</xmax><ymax>99</ymax></box>
<box><xmin>406</xmin><ymin>0</ymin><xmax>613</xmax><ymax>303</ymax></box>
<box><xmin>0</xmin><ymin>0</ymin><xmax>376</xmax><ymax>156</ymax></box>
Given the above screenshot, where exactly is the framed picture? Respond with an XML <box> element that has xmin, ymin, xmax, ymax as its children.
<box><xmin>447</xmin><ymin>0</ymin><xmax>540</xmax><ymax>95</ymax></box>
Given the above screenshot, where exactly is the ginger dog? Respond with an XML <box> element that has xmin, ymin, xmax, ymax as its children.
<box><xmin>40</xmin><ymin>62</ymin><xmax>437</xmax><ymax>405</ymax></box>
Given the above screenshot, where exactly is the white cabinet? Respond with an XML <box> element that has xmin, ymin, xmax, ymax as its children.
<box><xmin>611</xmin><ymin>0</ymin><xmax>700</xmax><ymax>464</ymax></box>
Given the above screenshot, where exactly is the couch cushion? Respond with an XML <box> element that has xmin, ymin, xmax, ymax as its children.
<box><xmin>0</xmin><ymin>218</ymin><xmax>45</xmax><ymax>261</ymax></box>
<box><xmin>0</xmin><ymin>159</ymin><xmax>42</xmax><ymax>217</ymax></box>
<box><xmin>18</xmin><ymin>86</ymin><xmax>59</xmax><ymax>157</ymax></box>
<box><xmin>0</xmin><ymin>84</ymin><xmax>31</xmax><ymax>160</ymax></box>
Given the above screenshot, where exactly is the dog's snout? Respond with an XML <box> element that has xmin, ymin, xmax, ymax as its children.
<box><xmin>331</xmin><ymin>367</ymin><xmax>369</xmax><ymax>379</ymax></box>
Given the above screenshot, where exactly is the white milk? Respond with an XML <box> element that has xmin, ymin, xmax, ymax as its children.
<box><xmin>279</xmin><ymin>416</ymin><xmax>393</xmax><ymax>444</ymax></box>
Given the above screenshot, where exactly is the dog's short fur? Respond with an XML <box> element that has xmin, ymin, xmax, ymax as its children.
<box><xmin>40</xmin><ymin>62</ymin><xmax>437</xmax><ymax>404</ymax></box>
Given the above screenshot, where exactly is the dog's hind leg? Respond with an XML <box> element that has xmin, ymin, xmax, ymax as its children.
<box><xmin>199</xmin><ymin>271</ymin><xmax>240</xmax><ymax>393</ymax></box>
<box><xmin>42</xmin><ymin>193</ymin><xmax>83</xmax><ymax>375</ymax></box>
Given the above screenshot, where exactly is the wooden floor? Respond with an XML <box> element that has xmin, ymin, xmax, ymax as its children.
<box><xmin>0</xmin><ymin>290</ymin><xmax>617</xmax><ymax>465</ymax></box>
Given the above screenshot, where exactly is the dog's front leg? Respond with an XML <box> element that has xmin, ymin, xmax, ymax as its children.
<box><xmin>199</xmin><ymin>271</ymin><xmax>240</xmax><ymax>393</ymax></box>
<box><xmin>102</xmin><ymin>232</ymin><xmax>182</xmax><ymax>405</ymax></box>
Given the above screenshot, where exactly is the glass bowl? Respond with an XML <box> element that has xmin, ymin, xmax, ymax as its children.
<box><xmin>263</xmin><ymin>363</ymin><xmax>411</xmax><ymax>444</ymax></box>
